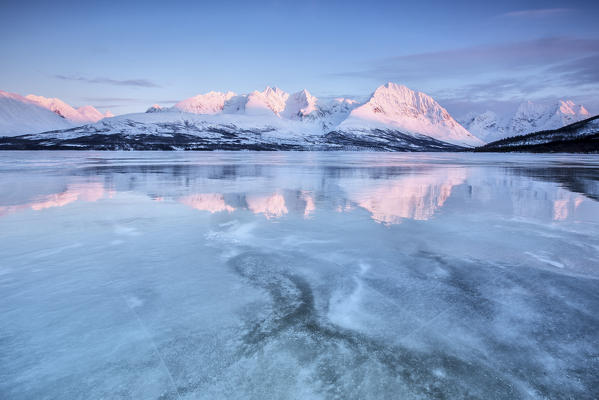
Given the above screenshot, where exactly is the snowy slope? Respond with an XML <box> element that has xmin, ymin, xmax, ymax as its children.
<box><xmin>174</xmin><ymin>91</ymin><xmax>236</xmax><ymax>114</ymax></box>
<box><xmin>339</xmin><ymin>83</ymin><xmax>482</xmax><ymax>146</ymax></box>
<box><xmin>510</xmin><ymin>100</ymin><xmax>590</xmax><ymax>135</ymax></box>
<box><xmin>245</xmin><ymin>87</ymin><xmax>289</xmax><ymax>115</ymax></box>
<box><xmin>459</xmin><ymin>111</ymin><xmax>510</xmax><ymax>143</ymax></box>
<box><xmin>477</xmin><ymin>115</ymin><xmax>599</xmax><ymax>152</ymax></box>
<box><xmin>462</xmin><ymin>100</ymin><xmax>590</xmax><ymax>143</ymax></box>
<box><xmin>0</xmin><ymin>91</ymin><xmax>74</xmax><ymax>136</ymax></box>
<box><xmin>281</xmin><ymin>89</ymin><xmax>319</xmax><ymax>119</ymax></box>
<box><xmin>25</xmin><ymin>94</ymin><xmax>111</xmax><ymax>123</ymax></box>
<box><xmin>172</xmin><ymin>88</ymin><xmax>294</xmax><ymax>117</ymax></box>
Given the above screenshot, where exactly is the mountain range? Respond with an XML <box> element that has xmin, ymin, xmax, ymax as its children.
<box><xmin>159</xmin><ymin>82</ymin><xmax>480</xmax><ymax>146</ymax></box>
<box><xmin>459</xmin><ymin>100</ymin><xmax>590</xmax><ymax>143</ymax></box>
<box><xmin>476</xmin><ymin>115</ymin><xmax>599</xmax><ymax>153</ymax></box>
<box><xmin>0</xmin><ymin>83</ymin><xmax>595</xmax><ymax>151</ymax></box>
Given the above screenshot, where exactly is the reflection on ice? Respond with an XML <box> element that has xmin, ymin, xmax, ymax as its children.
<box><xmin>246</xmin><ymin>193</ymin><xmax>288</xmax><ymax>219</ymax></box>
<box><xmin>344</xmin><ymin>168</ymin><xmax>467</xmax><ymax>224</ymax></box>
<box><xmin>301</xmin><ymin>191</ymin><xmax>315</xmax><ymax>218</ymax></box>
<box><xmin>552</xmin><ymin>193</ymin><xmax>586</xmax><ymax>221</ymax></box>
<box><xmin>180</xmin><ymin>193</ymin><xmax>235</xmax><ymax>213</ymax></box>
<box><xmin>0</xmin><ymin>152</ymin><xmax>598</xmax><ymax>399</ymax></box>
<box><xmin>180</xmin><ymin>191</ymin><xmax>316</xmax><ymax>220</ymax></box>
<box><xmin>2</xmin><ymin>154</ymin><xmax>597</xmax><ymax>226</ymax></box>
<box><xmin>0</xmin><ymin>182</ymin><xmax>111</xmax><ymax>216</ymax></box>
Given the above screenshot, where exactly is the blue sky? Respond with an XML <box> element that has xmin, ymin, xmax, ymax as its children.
<box><xmin>1</xmin><ymin>0</ymin><xmax>598</xmax><ymax>116</ymax></box>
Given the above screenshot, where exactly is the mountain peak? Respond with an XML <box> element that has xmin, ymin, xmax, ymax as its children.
<box><xmin>146</xmin><ymin>104</ymin><xmax>163</xmax><ymax>113</ymax></box>
<box><xmin>0</xmin><ymin>90</ymin><xmax>75</xmax><ymax>136</ymax></box>
<box><xmin>24</xmin><ymin>94</ymin><xmax>106</xmax><ymax>123</ymax></box>
<box><xmin>380</xmin><ymin>82</ymin><xmax>410</xmax><ymax>91</ymax></box>
<box><xmin>282</xmin><ymin>89</ymin><xmax>318</xmax><ymax>119</ymax></box>
<box><xmin>174</xmin><ymin>91</ymin><xmax>236</xmax><ymax>114</ymax></box>
<box><xmin>292</xmin><ymin>89</ymin><xmax>315</xmax><ymax>101</ymax></box>
<box><xmin>246</xmin><ymin>87</ymin><xmax>289</xmax><ymax>115</ymax></box>
<box><xmin>298</xmin><ymin>88</ymin><xmax>312</xmax><ymax>97</ymax></box>
<box><xmin>341</xmin><ymin>83</ymin><xmax>481</xmax><ymax>146</ymax></box>
<box><xmin>263</xmin><ymin>86</ymin><xmax>286</xmax><ymax>95</ymax></box>
<box><xmin>556</xmin><ymin>99</ymin><xmax>590</xmax><ymax>117</ymax></box>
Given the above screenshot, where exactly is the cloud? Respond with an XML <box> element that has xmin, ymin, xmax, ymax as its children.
<box><xmin>82</xmin><ymin>97</ymin><xmax>142</xmax><ymax>102</ymax></box>
<box><xmin>80</xmin><ymin>97</ymin><xmax>180</xmax><ymax>112</ymax></box>
<box><xmin>92</xmin><ymin>104</ymin><xmax>124</xmax><ymax>109</ymax></box>
<box><xmin>54</xmin><ymin>75</ymin><xmax>161</xmax><ymax>88</ymax></box>
<box><xmin>332</xmin><ymin>37</ymin><xmax>599</xmax><ymax>110</ymax></box>
<box><xmin>545</xmin><ymin>54</ymin><xmax>599</xmax><ymax>86</ymax></box>
<box><xmin>501</xmin><ymin>8</ymin><xmax>575</xmax><ymax>18</ymax></box>
<box><xmin>334</xmin><ymin>38</ymin><xmax>596</xmax><ymax>117</ymax></box>
<box><xmin>334</xmin><ymin>37</ymin><xmax>599</xmax><ymax>81</ymax></box>
<box><xmin>436</xmin><ymin>78</ymin><xmax>546</xmax><ymax>101</ymax></box>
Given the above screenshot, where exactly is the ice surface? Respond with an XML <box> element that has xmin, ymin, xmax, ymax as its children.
<box><xmin>0</xmin><ymin>152</ymin><xmax>598</xmax><ymax>399</ymax></box>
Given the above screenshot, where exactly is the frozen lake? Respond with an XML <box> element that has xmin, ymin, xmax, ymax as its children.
<box><xmin>1</xmin><ymin>151</ymin><xmax>598</xmax><ymax>399</ymax></box>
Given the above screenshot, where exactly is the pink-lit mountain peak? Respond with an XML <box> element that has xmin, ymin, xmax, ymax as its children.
<box><xmin>556</xmin><ymin>99</ymin><xmax>589</xmax><ymax>117</ymax></box>
<box><xmin>367</xmin><ymin>82</ymin><xmax>449</xmax><ymax>119</ymax></box>
<box><xmin>174</xmin><ymin>91</ymin><xmax>236</xmax><ymax>114</ymax></box>
<box><xmin>24</xmin><ymin>94</ymin><xmax>110</xmax><ymax>123</ymax></box>
<box><xmin>246</xmin><ymin>86</ymin><xmax>290</xmax><ymax>115</ymax></box>
<box><xmin>0</xmin><ymin>90</ymin><xmax>75</xmax><ymax>135</ymax></box>
<box><xmin>342</xmin><ymin>83</ymin><xmax>482</xmax><ymax>146</ymax></box>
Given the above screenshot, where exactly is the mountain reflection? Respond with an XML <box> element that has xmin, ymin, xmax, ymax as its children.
<box><xmin>0</xmin><ymin>182</ymin><xmax>111</xmax><ymax>216</ymax></box>
<box><xmin>180</xmin><ymin>193</ymin><xmax>235</xmax><ymax>213</ymax></box>
<box><xmin>1</xmin><ymin>155</ymin><xmax>598</xmax><ymax>225</ymax></box>
<box><xmin>246</xmin><ymin>193</ymin><xmax>288</xmax><ymax>219</ymax></box>
<box><xmin>302</xmin><ymin>191</ymin><xmax>316</xmax><ymax>218</ymax></box>
<box><xmin>179</xmin><ymin>191</ymin><xmax>312</xmax><ymax>220</ymax></box>
<box><xmin>342</xmin><ymin>168</ymin><xmax>467</xmax><ymax>224</ymax></box>
<box><xmin>553</xmin><ymin>195</ymin><xmax>585</xmax><ymax>221</ymax></box>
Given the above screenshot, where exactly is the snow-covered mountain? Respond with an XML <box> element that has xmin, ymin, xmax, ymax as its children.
<box><xmin>458</xmin><ymin>111</ymin><xmax>507</xmax><ymax>143</ymax></box>
<box><xmin>281</xmin><ymin>89</ymin><xmax>319</xmax><ymax>119</ymax></box>
<box><xmin>245</xmin><ymin>87</ymin><xmax>289</xmax><ymax>116</ymax></box>
<box><xmin>477</xmin><ymin>115</ymin><xmax>599</xmax><ymax>153</ymax></box>
<box><xmin>3</xmin><ymin>83</ymin><xmax>594</xmax><ymax>151</ymax></box>
<box><xmin>510</xmin><ymin>100</ymin><xmax>589</xmax><ymax>134</ymax></box>
<box><xmin>461</xmin><ymin>100</ymin><xmax>590</xmax><ymax>143</ymax></box>
<box><xmin>339</xmin><ymin>83</ymin><xmax>482</xmax><ymax>146</ymax></box>
<box><xmin>134</xmin><ymin>83</ymin><xmax>479</xmax><ymax>147</ymax></box>
<box><xmin>174</xmin><ymin>91</ymin><xmax>236</xmax><ymax>114</ymax></box>
<box><xmin>0</xmin><ymin>83</ymin><xmax>470</xmax><ymax>150</ymax></box>
<box><xmin>0</xmin><ymin>91</ymin><xmax>75</xmax><ymax>136</ymax></box>
<box><xmin>146</xmin><ymin>104</ymin><xmax>164</xmax><ymax>113</ymax></box>
<box><xmin>0</xmin><ymin>90</ymin><xmax>112</xmax><ymax>136</ymax></box>
<box><xmin>172</xmin><ymin>87</ymin><xmax>318</xmax><ymax>118</ymax></box>
<box><xmin>25</xmin><ymin>94</ymin><xmax>111</xmax><ymax>123</ymax></box>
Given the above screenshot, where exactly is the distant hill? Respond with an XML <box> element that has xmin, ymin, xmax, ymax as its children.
<box><xmin>474</xmin><ymin>115</ymin><xmax>599</xmax><ymax>153</ymax></box>
<box><xmin>460</xmin><ymin>100</ymin><xmax>590</xmax><ymax>143</ymax></box>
